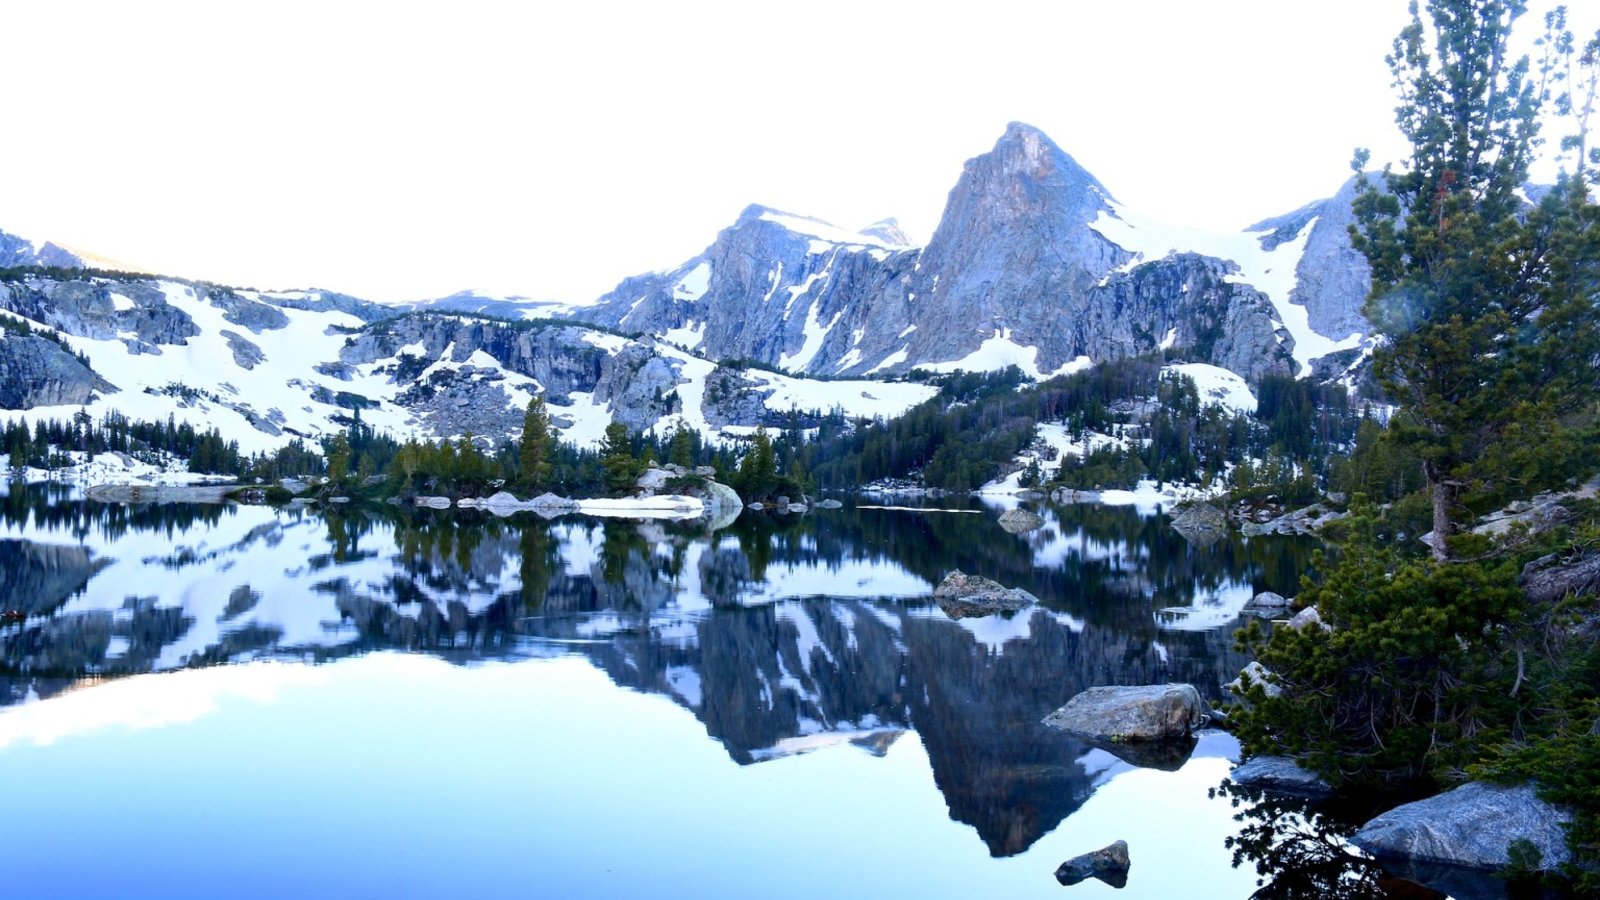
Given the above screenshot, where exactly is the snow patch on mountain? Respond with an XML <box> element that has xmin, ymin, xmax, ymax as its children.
<box><xmin>673</xmin><ymin>262</ymin><xmax>711</xmax><ymax>301</ymax></box>
<box><xmin>756</xmin><ymin>210</ymin><xmax>907</xmax><ymax>251</ymax></box>
<box><xmin>1163</xmin><ymin>363</ymin><xmax>1257</xmax><ymax>414</ymax></box>
<box><xmin>1090</xmin><ymin>203</ymin><xmax>1363</xmax><ymax>375</ymax></box>
<box><xmin>922</xmin><ymin>328</ymin><xmax>1093</xmax><ymax>380</ymax></box>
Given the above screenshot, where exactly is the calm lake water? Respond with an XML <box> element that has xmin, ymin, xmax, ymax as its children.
<box><xmin>0</xmin><ymin>483</ymin><xmax>1334</xmax><ymax>899</ymax></box>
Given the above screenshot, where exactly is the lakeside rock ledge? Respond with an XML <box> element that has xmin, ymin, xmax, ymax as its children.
<box><xmin>1350</xmin><ymin>782</ymin><xmax>1571</xmax><ymax>872</ymax></box>
<box><xmin>1043</xmin><ymin>683</ymin><xmax>1207</xmax><ymax>742</ymax></box>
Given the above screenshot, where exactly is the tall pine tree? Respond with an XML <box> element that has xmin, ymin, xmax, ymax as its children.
<box><xmin>519</xmin><ymin>396</ymin><xmax>553</xmax><ymax>493</ymax></box>
<box><xmin>1351</xmin><ymin>0</ymin><xmax>1600</xmax><ymax>559</ymax></box>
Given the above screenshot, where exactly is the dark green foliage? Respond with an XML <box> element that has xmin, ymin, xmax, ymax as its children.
<box><xmin>518</xmin><ymin>396</ymin><xmax>552</xmax><ymax>493</ymax></box>
<box><xmin>1229</xmin><ymin>455</ymin><xmax>1321</xmax><ymax>510</ymax></box>
<box><xmin>599</xmin><ymin>421</ymin><xmax>640</xmax><ymax>495</ymax></box>
<box><xmin>1350</xmin><ymin>0</ymin><xmax>1600</xmax><ymax>559</ymax></box>
<box><xmin>1239</xmin><ymin>500</ymin><xmax>1600</xmax><ymax>885</ymax></box>
<box><xmin>1482</xmin><ymin>698</ymin><xmax>1600</xmax><ymax>893</ymax></box>
<box><xmin>0</xmin><ymin>411</ymin><xmax>320</xmax><ymax>479</ymax></box>
<box><xmin>733</xmin><ymin>427</ymin><xmax>779</xmax><ymax>501</ymax></box>
<box><xmin>799</xmin><ymin>357</ymin><xmax>1366</xmax><ymax>495</ymax></box>
<box><xmin>667</xmin><ymin>421</ymin><xmax>694</xmax><ymax>468</ymax></box>
<box><xmin>1235</xmin><ymin>505</ymin><xmax>1527</xmax><ymax>790</ymax></box>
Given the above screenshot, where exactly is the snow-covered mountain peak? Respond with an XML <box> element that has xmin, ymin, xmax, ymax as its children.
<box><xmin>735</xmin><ymin>203</ymin><xmax>908</xmax><ymax>251</ymax></box>
<box><xmin>858</xmin><ymin>218</ymin><xmax>913</xmax><ymax>248</ymax></box>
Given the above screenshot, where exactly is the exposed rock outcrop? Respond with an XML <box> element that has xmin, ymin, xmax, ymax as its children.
<box><xmin>1520</xmin><ymin>551</ymin><xmax>1600</xmax><ymax>605</ymax></box>
<box><xmin>0</xmin><ymin>333</ymin><xmax>109</xmax><ymax>409</ymax></box>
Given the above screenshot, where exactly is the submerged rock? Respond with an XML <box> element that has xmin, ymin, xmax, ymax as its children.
<box><xmin>1043</xmin><ymin>684</ymin><xmax>1207</xmax><ymax>742</ymax></box>
<box><xmin>1080</xmin><ymin>734</ymin><xmax>1198</xmax><ymax>772</ymax></box>
<box><xmin>1055</xmin><ymin>840</ymin><xmax>1130</xmax><ymax>888</ymax></box>
<box><xmin>932</xmin><ymin>570</ymin><xmax>1038</xmax><ymax>619</ymax></box>
<box><xmin>1229</xmin><ymin>756</ymin><xmax>1333</xmax><ymax>798</ymax></box>
<box><xmin>1350</xmin><ymin>782</ymin><xmax>1571</xmax><ymax>872</ymax></box>
<box><xmin>997</xmin><ymin>508</ymin><xmax>1045</xmax><ymax>534</ymax></box>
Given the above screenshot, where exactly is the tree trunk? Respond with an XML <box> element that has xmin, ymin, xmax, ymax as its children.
<box><xmin>1425</xmin><ymin>461</ymin><xmax>1454</xmax><ymax>562</ymax></box>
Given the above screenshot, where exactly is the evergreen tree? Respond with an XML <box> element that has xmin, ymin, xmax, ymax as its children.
<box><xmin>599</xmin><ymin>421</ymin><xmax>637</xmax><ymax>495</ymax></box>
<box><xmin>668</xmin><ymin>419</ymin><xmax>695</xmax><ymax>468</ymax></box>
<box><xmin>735</xmin><ymin>427</ymin><xmax>778</xmax><ymax>500</ymax></box>
<box><xmin>1350</xmin><ymin>0</ymin><xmax>1600</xmax><ymax>559</ymax></box>
<box><xmin>519</xmin><ymin>396</ymin><xmax>553</xmax><ymax>492</ymax></box>
<box><xmin>325</xmin><ymin>433</ymin><xmax>352</xmax><ymax>483</ymax></box>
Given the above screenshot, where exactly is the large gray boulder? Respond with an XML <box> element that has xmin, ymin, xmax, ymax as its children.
<box><xmin>932</xmin><ymin>570</ymin><xmax>1038</xmax><ymax>618</ymax></box>
<box><xmin>1043</xmin><ymin>684</ymin><xmax>1207</xmax><ymax>742</ymax></box>
<box><xmin>1350</xmin><ymin>782</ymin><xmax>1571</xmax><ymax>871</ymax></box>
<box><xmin>1242</xmin><ymin>591</ymin><xmax>1292</xmax><ymax>615</ymax></box>
<box><xmin>1230</xmin><ymin>756</ymin><xmax>1333</xmax><ymax>798</ymax></box>
<box><xmin>1055</xmin><ymin>840</ymin><xmax>1130</xmax><ymax>888</ymax></box>
<box><xmin>996</xmin><ymin>508</ymin><xmax>1044</xmax><ymax>534</ymax></box>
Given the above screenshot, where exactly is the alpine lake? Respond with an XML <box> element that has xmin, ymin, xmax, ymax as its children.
<box><xmin>0</xmin><ymin>482</ymin><xmax>1479</xmax><ymax>899</ymax></box>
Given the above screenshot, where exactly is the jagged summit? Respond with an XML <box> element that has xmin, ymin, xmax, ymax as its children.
<box><xmin>859</xmin><ymin>218</ymin><xmax>912</xmax><ymax>247</ymax></box>
<box><xmin>732</xmin><ymin>203</ymin><xmax>909</xmax><ymax>250</ymax></box>
<box><xmin>0</xmin><ymin>227</ymin><xmax>85</xmax><ymax>270</ymax></box>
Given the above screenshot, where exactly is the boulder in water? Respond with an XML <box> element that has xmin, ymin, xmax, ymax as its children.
<box><xmin>1044</xmin><ymin>684</ymin><xmax>1207</xmax><ymax>742</ymax></box>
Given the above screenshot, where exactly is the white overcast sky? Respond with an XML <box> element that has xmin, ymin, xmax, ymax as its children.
<box><xmin>3</xmin><ymin>0</ymin><xmax>1594</xmax><ymax>304</ymax></box>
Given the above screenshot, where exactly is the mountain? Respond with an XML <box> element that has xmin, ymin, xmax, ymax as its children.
<box><xmin>579</xmin><ymin>122</ymin><xmax>1373</xmax><ymax>382</ymax></box>
<box><xmin>0</xmin><ymin>122</ymin><xmax>1381</xmax><ymax>456</ymax></box>
<box><xmin>0</xmin><ymin>271</ymin><xmax>934</xmax><ymax>453</ymax></box>
<box><xmin>397</xmin><ymin>289</ymin><xmax>579</xmax><ymax>321</ymax></box>
<box><xmin>0</xmin><ymin>228</ymin><xmax>85</xmax><ymax>270</ymax></box>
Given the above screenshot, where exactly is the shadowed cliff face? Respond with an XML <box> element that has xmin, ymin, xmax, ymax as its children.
<box><xmin>0</xmin><ymin>484</ymin><xmax>1311</xmax><ymax>855</ymax></box>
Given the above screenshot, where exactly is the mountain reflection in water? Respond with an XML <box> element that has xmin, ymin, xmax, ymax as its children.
<box><xmin>0</xmin><ymin>484</ymin><xmax>1315</xmax><ymax>858</ymax></box>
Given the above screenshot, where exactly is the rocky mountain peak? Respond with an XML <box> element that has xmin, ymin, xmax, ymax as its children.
<box><xmin>859</xmin><ymin>218</ymin><xmax>912</xmax><ymax>247</ymax></box>
<box><xmin>0</xmin><ymin>228</ymin><xmax>84</xmax><ymax>270</ymax></box>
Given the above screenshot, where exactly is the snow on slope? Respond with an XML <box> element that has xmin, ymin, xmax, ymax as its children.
<box><xmin>757</xmin><ymin>210</ymin><xmax>908</xmax><ymax>252</ymax></box>
<box><xmin>922</xmin><ymin>328</ymin><xmax>1093</xmax><ymax>380</ymax></box>
<box><xmin>20</xmin><ymin>281</ymin><xmax>416</xmax><ymax>455</ymax></box>
<box><xmin>1162</xmin><ymin>363</ymin><xmax>1257</xmax><ymax>414</ymax></box>
<box><xmin>648</xmin><ymin>343</ymin><xmax>937</xmax><ymax>445</ymax></box>
<box><xmin>1089</xmin><ymin>202</ymin><xmax>1364</xmax><ymax>375</ymax></box>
